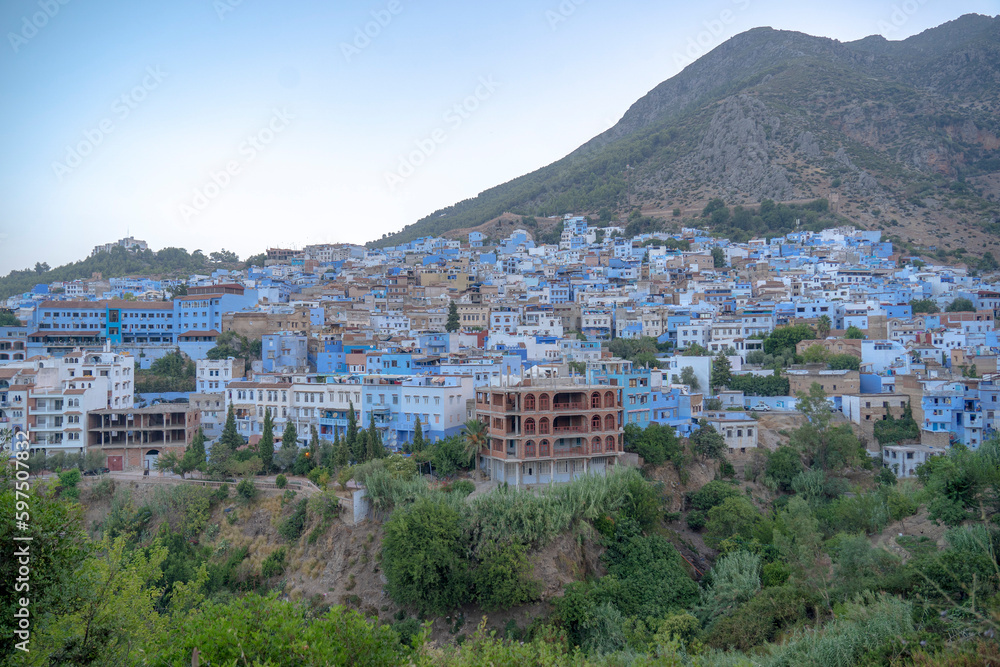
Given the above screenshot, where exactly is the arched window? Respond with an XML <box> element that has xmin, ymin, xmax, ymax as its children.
<box><xmin>604</xmin><ymin>391</ymin><xmax>615</xmax><ymax>408</ymax></box>
<box><xmin>525</xmin><ymin>440</ymin><xmax>536</xmax><ymax>457</ymax></box>
<box><xmin>604</xmin><ymin>414</ymin><xmax>615</xmax><ymax>431</ymax></box>
<box><xmin>524</xmin><ymin>418</ymin><xmax>535</xmax><ymax>435</ymax></box>
<box><xmin>606</xmin><ymin>435</ymin><xmax>616</xmax><ymax>452</ymax></box>
<box><xmin>591</xmin><ymin>392</ymin><xmax>601</xmax><ymax>409</ymax></box>
<box><xmin>591</xmin><ymin>415</ymin><xmax>601</xmax><ymax>431</ymax></box>
<box><xmin>538</xmin><ymin>417</ymin><xmax>550</xmax><ymax>434</ymax></box>
<box><xmin>524</xmin><ymin>393</ymin><xmax>536</xmax><ymax>410</ymax></box>
<box><xmin>540</xmin><ymin>439</ymin><xmax>550</xmax><ymax>457</ymax></box>
<box><xmin>591</xmin><ymin>436</ymin><xmax>602</xmax><ymax>453</ymax></box>
<box><xmin>538</xmin><ymin>393</ymin><xmax>550</xmax><ymax>411</ymax></box>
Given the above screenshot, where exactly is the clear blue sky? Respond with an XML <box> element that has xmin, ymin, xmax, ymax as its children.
<box><xmin>1</xmin><ymin>0</ymin><xmax>997</xmax><ymax>270</ymax></box>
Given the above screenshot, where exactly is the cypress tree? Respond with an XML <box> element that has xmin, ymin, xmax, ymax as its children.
<box><xmin>220</xmin><ymin>403</ymin><xmax>242</xmax><ymax>450</ymax></box>
<box><xmin>281</xmin><ymin>421</ymin><xmax>298</xmax><ymax>451</ymax></box>
<box><xmin>190</xmin><ymin>427</ymin><xmax>206</xmax><ymax>466</ymax></box>
<box><xmin>346</xmin><ymin>402</ymin><xmax>358</xmax><ymax>448</ymax></box>
<box><xmin>411</xmin><ymin>416</ymin><xmax>424</xmax><ymax>453</ymax></box>
<box><xmin>334</xmin><ymin>434</ymin><xmax>349</xmax><ymax>468</ymax></box>
<box><xmin>258</xmin><ymin>408</ymin><xmax>275</xmax><ymax>472</ymax></box>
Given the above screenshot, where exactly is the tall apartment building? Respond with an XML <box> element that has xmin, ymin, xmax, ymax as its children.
<box><xmin>476</xmin><ymin>381</ymin><xmax>623</xmax><ymax>487</ymax></box>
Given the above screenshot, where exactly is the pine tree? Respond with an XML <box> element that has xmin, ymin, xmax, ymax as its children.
<box><xmin>309</xmin><ymin>425</ymin><xmax>319</xmax><ymax>456</ymax></box>
<box><xmin>446</xmin><ymin>300</ymin><xmax>460</xmax><ymax>332</ymax></box>
<box><xmin>258</xmin><ymin>409</ymin><xmax>275</xmax><ymax>473</ymax></box>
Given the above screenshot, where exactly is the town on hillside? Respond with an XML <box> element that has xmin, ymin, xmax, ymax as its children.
<box><xmin>3</xmin><ymin>218</ymin><xmax>997</xmax><ymax>484</ymax></box>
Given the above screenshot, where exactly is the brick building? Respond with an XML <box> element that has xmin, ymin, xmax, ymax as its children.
<box><xmin>475</xmin><ymin>381</ymin><xmax>623</xmax><ymax>487</ymax></box>
<box><xmin>87</xmin><ymin>405</ymin><xmax>200</xmax><ymax>471</ymax></box>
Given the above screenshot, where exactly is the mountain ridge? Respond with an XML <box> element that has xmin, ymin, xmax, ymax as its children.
<box><xmin>372</xmin><ymin>14</ymin><xmax>1000</xmax><ymax>261</ymax></box>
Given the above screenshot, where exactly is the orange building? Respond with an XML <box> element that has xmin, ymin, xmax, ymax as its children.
<box><xmin>475</xmin><ymin>381</ymin><xmax>623</xmax><ymax>487</ymax></box>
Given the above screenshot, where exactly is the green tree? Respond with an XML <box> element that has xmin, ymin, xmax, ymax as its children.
<box><xmin>472</xmin><ymin>541</ymin><xmax>541</xmax><ymax>611</ymax></box>
<box><xmin>679</xmin><ymin>366</ymin><xmax>700</xmax><ymax>390</ymax></box>
<box><xmin>705</xmin><ymin>496</ymin><xmax>760</xmax><ymax>549</ymax></box>
<box><xmin>690</xmin><ymin>419</ymin><xmax>727</xmax><ymax>459</ymax></box>
<box><xmin>382</xmin><ymin>496</ymin><xmax>471</xmax><ymax>614</ymax></box>
<box><xmin>827</xmin><ymin>353</ymin><xmax>860</xmax><ymax>371</ymax></box>
<box><xmin>446</xmin><ymin>300</ymin><xmax>460</xmax><ymax>332</ymax></box>
<box><xmin>410</xmin><ymin>416</ymin><xmax>425</xmax><ymax>454</ymax></box>
<box><xmin>801</xmin><ymin>344</ymin><xmax>830</xmax><ymax>365</ymax></box>
<box><xmin>844</xmin><ymin>325</ymin><xmax>864</xmax><ymax>339</ymax></box>
<box><xmin>258</xmin><ymin>409</ymin><xmax>275</xmax><ymax>473</ymax></box>
<box><xmin>711</xmin><ymin>246</ymin><xmax>726</xmax><ymax>268</ymax></box>
<box><xmin>281</xmin><ymin>420</ymin><xmax>298</xmax><ymax>452</ymax></box>
<box><xmin>763</xmin><ymin>324</ymin><xmax>815</xmax><ymax>356</ymax></box>
<box><xmin>816</xmin><ymin>315</ymin><xmax>832</xmax><ymax>339</ymax></box>
<box><xmin>910</xmin><ymin>298</ymin><xmax>939</xmax><ymax>314</ymax></box>
<box><xmin>623</xmin><ymin>422</ymin><xmax>680</xmax><ymax>466</ymax></box>
<box><xmin>766</xmin><ymin>446</ymin><xmax>804</xmax><ymax>491</ymax></box>
<box><xmin>462</xmin><ymin>418</ymin><xmax>487</xmax><ymax>469</ymax></box>
<box><xmin>211</xmin><ymin>405</ymin><xmax>243</xmax><ymax>474</ymax></box>
<box><xmin>946</xmin><ymin>297</ymin><xmax>976</xmax><ymax>312</ymax></box>
<box><xmin>32</xmin><ymin>535</ymin><xmax>168</xmax><ymax>663</ymax></box>
<box><xmin>791</xmin><ymin>383</ymin><xmax>863</xmax><ymax>471</ymax></box>
<box><xmin>711</xmin><ymin>352</ymin><xmax>732</xmax><ymax>391</ymax></box>
<box><xmin>0</xmin><ymin>311</ymin><xmax>22</xmax><ymax>326</ymax></box>
<box><xmin>346</xmin><ymin>402</ymin><xmax>358</xmax><ymax>450</ymax></box>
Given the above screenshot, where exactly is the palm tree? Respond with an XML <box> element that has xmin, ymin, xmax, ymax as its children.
<box><xmin>816</xmin><ymin>315</ymin><xmax>831</xmax><ymax>339</ymax></box>
<box><xmin>462</xmin><ymin>419</ymin><xmax>487</xmax><ymax>471</ymax></box>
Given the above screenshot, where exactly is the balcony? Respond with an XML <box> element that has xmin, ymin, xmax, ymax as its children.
<box><xmin>551</xmin><ymin>401</ymin><xmax>584</xmax><ymax>411</ymax></box>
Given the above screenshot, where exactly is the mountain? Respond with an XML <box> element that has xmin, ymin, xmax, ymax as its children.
<box><xmin>373</xmin><ymin>14</ymin><xmax>1000</xmax><ymax>261</ymax></box>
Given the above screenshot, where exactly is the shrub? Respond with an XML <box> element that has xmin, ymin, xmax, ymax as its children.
<box><xmin>214</xmin><ymin>483</ymin><xmax>230</xmax><ymax>502</ymax></box>
<box><xmin>275</xmin><ymin>474</ymin><xmax>287</xmax><ymax>489</ymax></box>
<box><xmin>236</xmin><ymin>477</ymin><xmax>257</xmax><ymax>502</ymax></box>
<box><xmin>447</xmin><ymin>479</ymin><xmax>475</xmax><ymax>496</ymax></box>
<box><xmin>382</xmin><ymin>496</ymin><xmax>471</xmax><ymax>615</ymax></box>
<box><xmin>261</xmin><ymin>547</ymin><xmax>287</xmax><ymax>578</ymax></box>
<box><xmin>687</xmin><ymin>480</ymin><xmax>740</xmax><ymax>512</ymax></box>
<box><xmin>472</xmin><ymin>541</ymin><xmax>541</xmax><ymax>611</ymax></box>
<box><xmin>278</xmin><ymin>498</ymin><xmax>309</xmax><ymax>542</ymax></box>
<box><xmin>686</xmin><ymin>510</ymin><xmax>707</xmax><ymax>531</ymax></box>
<box><xmin>90</xmin><ymin>477</ymin><xmax>115</xmax><ymax>500</ymax></box>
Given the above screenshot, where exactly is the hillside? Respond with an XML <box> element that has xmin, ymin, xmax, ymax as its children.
<box><xmin>0</xmin><ymin>246</ymin><xmax>254</xmax><ymax>301</ymax></box>
<box><xmin>373</xmin><ymin>14</ymin><xmax>1000</xmax><ymax>259</ymax></box>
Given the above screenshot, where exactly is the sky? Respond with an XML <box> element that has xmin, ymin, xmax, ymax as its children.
<box><xmin>1</xmin><ymin>0</ymin><xmax>998</xmax><ymax>271</ymax></box>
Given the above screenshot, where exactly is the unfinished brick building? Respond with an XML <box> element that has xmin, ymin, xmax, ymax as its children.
<box><xmin>475</xmin><ymin>381</ymin><xmax>622</xmax><ymax>487</ymax></box>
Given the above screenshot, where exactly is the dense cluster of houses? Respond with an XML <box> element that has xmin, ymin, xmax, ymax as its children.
<box><xmin>2</xmin><ymin>218</ymin><xmax>999</xmax><ymax>480</ymax></box>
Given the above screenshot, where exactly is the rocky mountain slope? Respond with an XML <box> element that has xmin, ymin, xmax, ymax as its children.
<box><xmin>374</xmin><ymin>14</ymin><xmax>1000</xmax><ymax>260</ymax></box>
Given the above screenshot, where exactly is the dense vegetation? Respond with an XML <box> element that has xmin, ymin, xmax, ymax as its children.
<box><xmin>0</xmin><ymin>246</ymin><xmax>253</xmax><ymax>300</ymax></box>
<box><xmin>3</xmin><ymin>401</ymin><xmax>999</xmax><ymax>664</ymax></box>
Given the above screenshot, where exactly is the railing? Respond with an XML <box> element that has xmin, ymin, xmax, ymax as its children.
<box><xmin>553</xmin><ymin>425</ymin><xmax>587</xmax><ymax>434</ymax></box>
<box><xmin>552</xmin><ymin>401</ymin><xmax>584</xmax><ymax>410</ymax></box>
